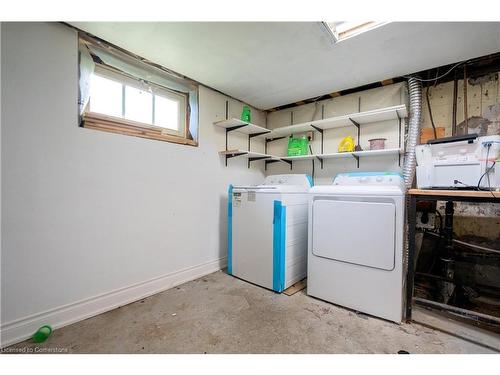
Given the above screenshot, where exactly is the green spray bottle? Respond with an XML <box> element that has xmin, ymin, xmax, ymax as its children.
<box><xmin>241</xmin><ymin>106</ymin><xmax>251</xmax><ymax>123</ymax></box>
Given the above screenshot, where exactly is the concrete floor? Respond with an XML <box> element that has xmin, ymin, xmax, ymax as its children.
<box><xmin>9</xmin><ymin>271</ymin><xmax>496</xmax><ymax>353</ymax></box>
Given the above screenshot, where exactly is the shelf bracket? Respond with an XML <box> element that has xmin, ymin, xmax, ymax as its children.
<box><xmin>250</xmin><ymin>131</ymin><xmax>271</xmax><ymax>138</ymax></box>
<box><xmin>282</xmin><ymin>159</ymin><xmax>293</xmax><ymax>170</ymax></box>
<box><xmin>397</xmin><ymin>116</ymin><xmax>402</xmax><ymax>167</ymax></box>
<box><xmin>248</xmin><ymin>131</ymin><xmax>271</xmax><ymax>152</ymax></box>
<box><xmin>265</xmin><ymin>136</ymin><xmax>286</xmax><ymax>143</ymax></box>
<box><xmin>352</xmin><ymin>153</ymin><xmax>360</xmax><ymax>168</ymax></box>
<box><xmin>348</xmin><ymin>118</ymin><xmax>360</xmax><ymax>129</ymax></box>
<box><xmin>311</xmin><ymin>125</ymin><xmax>324</xmax><ymax>169</ymax></box>
<box><xmin>314</xmin><ymin>155</ymin><xmax>324</xmax><ymax>169</ymax></box>
<box><xmin>310</xmin><ymin>125</ymin><xmax>324</xmax><ymax>134</ymax></box>
<box><xmin>225</xmin><ymin>124</ymin><xmax>248</xmax><ymax>150</ymax></box>
<box><xmin>265</xmin><ymin>159</ymin><xmax>292</xmax><ymax>171</ymax></box>
<box><xmin>225</xmin><ymin>152</ymin><xmax>247</xmax><ymax>167</ymax></box>
<box><xmin>265</xmin><ymin>159</ymin><xmax>278</xmax><ymax>171</ymax></box>
<box><xmin>227</xmin><ymin>124</ymin><xmax>248</xmax><ymax>132</ymax></box>
<box><xmin>349</xmin><ymin>118</ymin><xmax>361</xmax><ymax>150</ymax></box>
<box><xmin>248</xmin><ymin>156</ymin><xmax>271</xmax><ymax>162</ymax></box>
<box><xmin>265</xmin><ymin>136</ymin><xmax>286</xmax><ymax>155</ymax></box>
<box><xmin>248</xmin><ymin>156</ymin><xmax>271</xmax><ymax>168</ymax></box>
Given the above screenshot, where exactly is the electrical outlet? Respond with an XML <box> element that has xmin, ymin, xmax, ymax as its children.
<box><xmin>306</xmin><ymin>131</ymin><xmax>314</xmax><ymax>141</ymax></box>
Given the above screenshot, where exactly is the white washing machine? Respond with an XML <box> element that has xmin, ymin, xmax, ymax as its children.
<box><xmin>228</xmin><ymin>174</ymin><xmax>312</xmax><ymax>292</ymax></box>
<box><xmin>307</xmin><ymin>172</ymin><xmax>405</xmax><ymax>323</ymax></box>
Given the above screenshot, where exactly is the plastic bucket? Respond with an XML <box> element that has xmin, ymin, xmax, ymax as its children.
<box><xmin>368</xmin><ymin>138</ymin><xmax>386</xmax><ymax>150</ymax></box>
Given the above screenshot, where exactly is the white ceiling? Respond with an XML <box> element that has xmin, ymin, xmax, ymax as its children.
<box><xmin>70</xmin><ymin>22</ymin><xmax>500</xmax><ymax>110</ymax></box>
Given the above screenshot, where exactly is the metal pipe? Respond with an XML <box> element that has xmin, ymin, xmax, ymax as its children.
<box><xmin>414</xmin><ymin>297</ymin><xmax>500</xmax><ymax>326</ymax></box>
<box><xmin>463</xmin><ymin>65</ymin><xmax>468</xmax><ymax>135</ymax></box>
<box><xmin>444</xmin><ymin>201</ymin><xmax>454</xmax><ymax>258</ymax></box>
<box><xmin>425</xmin><ymin>230</ymin><xmax>500</xmax><ymax>255</ymax></box>
<box><xmin>452</xmin><ymin>72</ymin><xmax>458</xmax><ymax>136</ymax></box>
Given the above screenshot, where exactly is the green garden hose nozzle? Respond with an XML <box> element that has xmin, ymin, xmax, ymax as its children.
<box><xmin>32</xmin><ymin>325</ymin><xmax>52</xmax><ymax>343</ymax></box>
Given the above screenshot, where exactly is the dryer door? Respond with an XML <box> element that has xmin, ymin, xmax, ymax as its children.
<box><xmin>312</xmin><ymin>198</ymin><xmax>395</xmax><ymax>270</ymax></box>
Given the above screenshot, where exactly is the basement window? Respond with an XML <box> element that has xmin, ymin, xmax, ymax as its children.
<box><xmin>322</xmin><ymin>22</ymin><xmax>387</xmax><ymax>43</ymax></box>
<box><xmin>78</xmin><ymin>34</ymin><xmax>199</xmax><ymax>146</ymax></box>
<box><xmin>88</xmin><ymin>67</ymin><xmax>187</xmax><ymax>135</ymax></box>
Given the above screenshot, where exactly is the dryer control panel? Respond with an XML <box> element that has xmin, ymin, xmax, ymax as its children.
<box><xmin>333</xmin><ymin>172</ymin><xmax>404</xmax><ymax>187</ymax></box>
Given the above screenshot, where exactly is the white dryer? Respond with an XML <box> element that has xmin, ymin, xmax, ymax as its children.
<box><xmin>228</xmin><ymin>174</ymin><xmax>312</xmax><ymax>292</ymax></box>
<box><xmin>307</xmin><ymin>172</ymin><xmax>405</xmax><ymax>323</ymax></box>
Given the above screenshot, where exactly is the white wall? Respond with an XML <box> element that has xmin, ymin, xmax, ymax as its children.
<box><xmin>0</xmin><ymin>22</ymin><xmax>266</xmax><ymax>346</ymax></box>
<box><xmin>266</xmin><ymin>83</ymin><xmax>407</xmax><ymax>184</ymax></box>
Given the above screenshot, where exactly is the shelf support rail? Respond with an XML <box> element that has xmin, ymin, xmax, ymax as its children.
<box><xmin>225</xmin><ymin>152</ymin><xmax>247</xmax><ymax>167</ymax></box>
<box><xmin>397</xmin><ymin>112</ymin><xmax>402</xmax><ymax>167</ymax></box>
<box><xmin>349</xmin><ymin>118</ymin><xmax>361</xmax><ymax>168</ymax></box>
<box><xmin>248</xmin><ymin>131</ymin><xmax>271</xmax><ymax>152</ymax></box>
<box><xmin>348</xmin><ymin>117</ymin><xmax>361</xmax><ymax>144</ymax></box>
<box><xmin>310</xmin><ymin>125</ymin><xmax>324</xmax><ymax>169</ymax></box>
<box><xmin>248</xmin><ymin>156</ymin><xmax>271</xmax><ymax>169</ymax></box>
<box><xmin>265</xmin><ymin>159</ymin><xmax>292</xmax><ymax>171</ymax></box>
<box><xmin>352</xmin><ymin>154</ymin><xmax>360</xmax><ymax>168</ymax></box>
<box><xmin>265</xmin><ymin>136</ymin><xmax>286</xmax><ymax>155</ymax></box>
<box><xmin>225</xmin><ymin>124</ymin><xmax>248</xmax><ymax>150</ymax></box>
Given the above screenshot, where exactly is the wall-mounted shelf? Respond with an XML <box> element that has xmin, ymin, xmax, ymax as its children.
<box><xmin>219</xmin><ymin>149</ymin><xmax>279</xmax><ymax>160</ymax></box>
<box><xmin>214</xmin><ymin>118</ymin><xmax>270</xmax><ymax>136</ymax></box>
<box><xmin>266</xmin><ymin>104</ymin><xmax>407</xmax><ymax>139</ymax></box>
<box><xmin>266</xmin><ymin>104</ymin><xmax>407</xmax><ymax>169</ymax></box>
<box><xmin>214</xmin><ymin>109</ymin><xmax>271</xmax><ymax>161</ymax></box>
<box><xmin>221</xmin><ymin>148</ymin><xmax>403</xmax><ymax>168</ymax></box>
<box><xmin>281</xmin><ymin>148</ymin><xmax>403</xmax><ymax>161</ymax></box>
<box><xmin>219</xmin><ymin>149</ymin><xmax>291</xmax><ymax>169</ymax></box>
<box><xmin>216</xmin><ymin>100</ymin><xmax>407</xmax><ymax>170</ymax></box>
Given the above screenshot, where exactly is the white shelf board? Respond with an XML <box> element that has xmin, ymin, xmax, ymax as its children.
<box><xmin>350</xmin><ymin>105</ymin><xmax>407</xmax><ymax>124</ymax></box>
<box><xmin>280</xmin><ymin>154</ymin><xmax>317</xmax><ymax>161</ymax></box>
<box><xmin>279</xmin><ymin>148</ymin><xmax>403</xmax><ymax>161</ymax></box>
<box><xmin>213</xmin><ymin>118</ymin><xmax>270</xmax><ymax>136</ymax></box>
<box><xmin>353</xmin><ymin>148</ymin><xmax>403</xmax><ymax>157</ymax></box>
<box><xmin>267</xmin><ymin>123</ymin><xmax>313</xmax><ymax>139</ymax></box>
<box><xmin>219</xmin><ymin>149</ymin><xmax>280</xmax><ymax>161</ymax></box>
<box><xmin>267</xmin><ymin>104</ymin><xmax>407</xmax><ymax>138</ymax></box>
<box><xmin>281</xmin><ymin>153</ymin><xmax>352</xmax><ymax>161</ymax></box>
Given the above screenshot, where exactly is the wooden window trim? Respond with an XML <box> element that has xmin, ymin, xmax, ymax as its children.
<box><xmin>82</xmin><ymin>112</ymin><xmax>198</xmax><ymax>146</ymax></box>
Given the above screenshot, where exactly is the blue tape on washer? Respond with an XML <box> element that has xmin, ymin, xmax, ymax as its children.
<box><xmin>227</xmin><ymin>184</ymin><xmax>234</xmax><ymax>275</ymax></box>
<box><xmin>306</xmin><ymin>174</ymin><xmax>314</xmax><ymax>187</ymax></box>
<box><xmin>272</xmin><ymin>200</ymin><xmax>286</xmax><ymax>292</ymax></box>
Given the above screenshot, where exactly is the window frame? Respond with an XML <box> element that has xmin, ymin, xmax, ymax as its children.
<box><xmin>80</xmin><ymin>46</ymin><xmax>197</xmax><ymax>147</ymax></box>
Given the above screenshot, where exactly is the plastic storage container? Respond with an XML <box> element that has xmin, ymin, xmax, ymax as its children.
<box><xmin>287</xmin><ymin>136</ymin><xmax>309</xmax><ymax>156</ymax></box>
<box><xmin>368</xmin><ymin>138</ymin><xmax>386</xmax><ymax>150</ymax></box>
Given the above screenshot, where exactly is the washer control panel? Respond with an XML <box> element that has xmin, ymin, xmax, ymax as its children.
<box><xmin>263</xmin><ymin>174</ymin><xmax>312</xmax><ymax>188</ymax></box>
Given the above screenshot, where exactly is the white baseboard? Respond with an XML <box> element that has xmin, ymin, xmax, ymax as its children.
<box><xmin>0</xmin><ymin>257</ymin><xmax>227</xmax><ymax>348</ymax></box>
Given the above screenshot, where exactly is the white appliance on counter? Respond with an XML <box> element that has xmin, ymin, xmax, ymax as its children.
<box><xmin>307</xmin><ymin>172</ymin><xmax>405</xmax><ymax>323</ymax></box>
<box><xmin>228</xmin><ymin>174</ymin><xmax>312</xmax><ymax>292</ymax></box>
<box><xmin>416</xmin><ymin>134</ymin><xmax>500</xmax><ymax>189</ymax></box>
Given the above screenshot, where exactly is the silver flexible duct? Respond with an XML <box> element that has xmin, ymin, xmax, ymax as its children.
<box><xmin>403</xmin><ymin>77</ymin><xmax>423</xmax><ymax>190</ymax></box>
<box><xmin>403</xmin><ymin>78</ymin><xmax>422</xmax><ymax>292</ymax></box>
